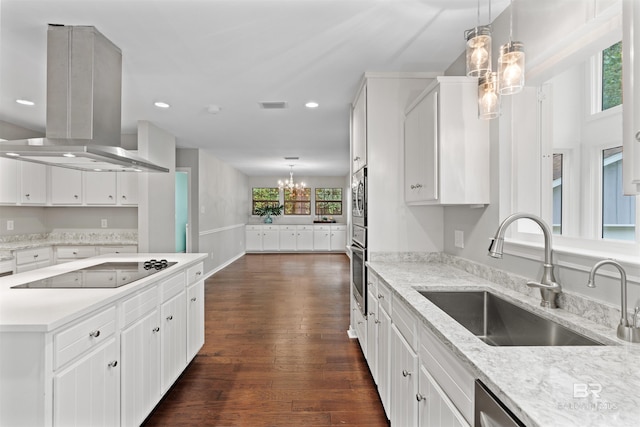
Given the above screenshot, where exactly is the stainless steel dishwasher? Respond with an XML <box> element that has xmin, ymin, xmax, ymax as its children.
<box><xmin>475</xmin><ymin>380</ymin><xmax>525</xmax><ymax>427</ymax></box>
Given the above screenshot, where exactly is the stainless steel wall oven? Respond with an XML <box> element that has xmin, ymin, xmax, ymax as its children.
<box><xmin>351</xmin><ymin>167</ymin><xmax>367</xmax><ymax>316</ymax></box>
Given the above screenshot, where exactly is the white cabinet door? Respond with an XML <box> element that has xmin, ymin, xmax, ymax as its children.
<box><xmin>330</xmin><ymin>228</ymin><xmax>347</xmax><ymax>251</ymax></box>
<box><xmin>352</xmin><ymin>84</ymin><xmax>367</xmax><ymax>172</ymax></box>
<box><xmin>405</xmin><ymin>87</ymin><xmax>438</xmax><ymax>204</ymax></box>
<box><xmin>296</xmin><ymin>227</ymin><xmax>314</xmax><ymax>251</ymax></box>
<box><xmin>353</xmin><ymin>300</ymin><xmax>367</xmax><ymax>358</ymax></box>
<box><xmin>418</xmin><ymin>366</ymin><xmax>470</xmax><ymax>427</ymax></box>
<box><xmin>160</xmin><ymin>291</ymin><xmax>186</xmax><ymax>394</ymax></box>
<box><xmin>54</xmin><ymin>338</ymin><xmax>119</xmax><ymax>427</ymax></box>
<box><xmin>279</xmin><ymin>226</ymin><xmax>297</xmax><ymax>251</ymax></box>
<box><xmin>121</xmin><ymin>309</ymin><xmax>161</xmax><ymax>427</ymax></box>
<box><xmin>313</xmin><ymin>228</ymin><xmax>331</xmax><ymax>251</ymax></box>
<box><xmin>246</xmin><ymin>228</ymin><xmax>263</xmax><ymax>251</ymax></box>
<box><xmin>20</xmin><ymin>162</ymin><xmax>47</xmax><ymax>204</ymax></box>
<box><xmin>117</xmin><ymin>173</ymin><xmax>139</xmax><ymax>205</ymax></box>
<box><xmin>366</xmin><ymin>285</ymin><xmax>378</xmax><ymax>384</ymax></box>
<box><xmin>85</xmin><ymin>171</ymin><xmax>117</xmax><ymax>205</ymax></box>
<box><xmin>391</xmin><ymin>325</ymin><xmax>418</xmax><ymax>427</ymax></box>
<box><xmin>51</xmin><ymin>167</ymin><xmax>83</xmax><ymax>204</ymax></box>
<box><xmin>262</xmin><ymin>228</ymin><xmax>279</xmax><ymax>251</ymax></box>
<box><xmin>378</xmin><ymin>305</ymin><xmax>392</xmax><ymax>419</ymax></box>
<box><xmin>186</xmin><ymin>280</ymin><xmax>205</xmax><ymax>361</ymax></box>
<box><xmin>0</xmin><ymin>158</ymin><xmax>18</xmax><ymax>204</ymax></box>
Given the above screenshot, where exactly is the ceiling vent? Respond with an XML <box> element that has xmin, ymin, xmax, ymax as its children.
<box><xmin>284</xmin><ymin>156</ymin><xmax>299</xmax><ymax>160</ymax></box>
<box><xmin>258</xmin><ymin>101</ymin><xmax>288</xmax><ymax>109</ymax></box>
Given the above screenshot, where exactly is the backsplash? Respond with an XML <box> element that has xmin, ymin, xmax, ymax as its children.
<box><xmin>369</xmin><ymin>251</ymin><xmax>625</xmax><ymax>330</ymax></box>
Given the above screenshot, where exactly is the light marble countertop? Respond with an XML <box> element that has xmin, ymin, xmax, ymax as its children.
<box><xmin>367</xmin><ymin>259</ymin><xmax>640</xmax><ymax>427</ymax></box>
<box><xmin>0</xmin><ymin>231</ymin><xmax>138</xmax><ymax>251</ymax></box>
<box><xmin>0</xmin><ymin>253</ymin><xmax>206</xmax><ymax>332</ymax></box>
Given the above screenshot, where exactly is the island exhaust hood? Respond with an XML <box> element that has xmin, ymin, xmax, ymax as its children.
<box><xmin>0</xmin><ymin>25</ymin><xmax>169</xmax><ymax>173</ymax></box>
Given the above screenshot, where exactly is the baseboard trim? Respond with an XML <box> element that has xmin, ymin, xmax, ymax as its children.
<box><xmin>204</xmin><ymin>252</ymin><xmax>246</xmax><ymax>280</ymax></box>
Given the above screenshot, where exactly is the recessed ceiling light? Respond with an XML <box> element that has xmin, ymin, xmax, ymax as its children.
<box><xmin>16</xmin><ymin>99</ymin><xmax>35</xmax><ymax>106</ymax></box>
<box><xmin>154</xmin><ymin>101</ymin><xmax>170</xmax><ymax>108</ymax></box>
<box><xmin>63</xmin><ymin>153</ymin><xmax>76</xmax><ymax>158</ymax></box>
<box><xmin>6</xmin><ymin>152</ymin><xmax>20</xmax><ymax>157</ymax></box>
<box><xmin>305</xmin><ymin>101</ymin><xmax>319</xmax><ymax>108</ymax></box>
<box><xmin>93</xmin><ymin>168</ymin><xmax>103</xmax><ymax>172</ymax></box>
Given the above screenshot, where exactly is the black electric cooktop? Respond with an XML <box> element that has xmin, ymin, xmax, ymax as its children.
<box><xmin>11</xmin><ymin>259</ymin><xmax>176</xmax><ymax>289</ymax></box>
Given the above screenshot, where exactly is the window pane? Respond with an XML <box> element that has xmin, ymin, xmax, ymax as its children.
<box><xmin>602</xmin><ymin>147</ymin><xmax>635</xmax><ymax>240</ymax></box>
<box><xmin>315</xmin><ymin>188</ymin><xmax>342</xmax><ymax>201</ymax></box>
<box><xmin>252</xmin><ymin>187</ymin><xmax>279</xmax><ymax>215</ymax></box>
<box><xmin>316</xmin><ymin>201</ymin><xmax>342</xmax><ymax>216</ymax></box>
<box><xmin>552</xmin><ymin>154</ymin><xmax>563</xmax><ymax>235</ymax></box>
<box><xmin>315</xmin><ymin>188</ymin><xmax>342</xmax><ymax>216</ymax></box>
<box><xmin>602</xmin><ymin>41</ymin><xmax>622</xmax><ymax>111</ymax></box>
<box><xmin>284</xmin><ymin>188</ymin><xmax>310</xmax><ymax>215</ymax></box>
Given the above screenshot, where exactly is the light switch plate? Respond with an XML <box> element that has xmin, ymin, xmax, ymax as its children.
<box><xmin>454</xmin><ymin>230</ymin><xmax>464</xmax><ymax>249</ymax></box>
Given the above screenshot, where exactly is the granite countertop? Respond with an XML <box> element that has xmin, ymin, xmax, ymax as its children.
<box><xmin>0</xmin><ymin>232</ymin><xmax>138</xmax><ymax>251</ymax></box>
<box><xmin>367</xmin><ymin>257</ymin><xmax>640</xmax><ymax>427</ymax></box>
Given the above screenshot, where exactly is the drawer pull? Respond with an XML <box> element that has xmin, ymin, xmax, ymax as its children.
<box><xmin>191</xmin><ymin>297</ymin><xmax>197</xmax><ymax>302</ymax></box>
<box><xmin>377</xmin><ymin>294</ymin><xmax>384</xmax><ymax>299</ymax></box>
<box><xmin>375</xmin><ymin>319</ymin><xmax>380</xmax><ymax>324</ymax></box>
<box><xmin>108</xmin><ymin>360</ymin><xmax>118</xmax><ymax>368</ymax></box>
<box><xmin>196</xmin><ymin>271</ymin><xmax>202</xmax><ymax>276</ymax></box>
<box><xmin>402</xmin><ymin>369</ymin><xmax>412</xmax><ymax>377</ymax></box>
<box><xmin>166</xmin><ymin>315</ymin><xmax>173</xmax><ymax>321</ymax></box>
<box><xmin>152</xmin><ymin>327</ymin><xmax>160</xmax><ymax>333</ymax></box>
<box><xmin>33</xmin><ymin>254</ymin><xmax>39</xmax><ymax>258</ymax></box>
<box><xmin>416</xmin><ymin>393</ymin><xmax>426</xmax><ymax>402</ymax></box>
<box><xmin>89</xmin><ymin>330</ymin><xmax>101</xmax><ymax>338</ymax></box>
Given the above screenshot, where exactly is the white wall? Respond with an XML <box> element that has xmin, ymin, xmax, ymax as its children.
<box><xmin>198</xmin><ymin>149</ymin><xmax>249</xmax><ymax>275</ymax></box>
<box><xmin>137</xmin><ymin>121</ymin><xmax>176</xmax><ymax>252</ymax></box>
<box><xmin>247</xmin><ymin>175</ymin><xmax>348</xmax><ymax>224</ymax></box>
<box><xmin>441</xmin><ymin>0</ymin><xmax>639</xmax><ymax>309</ymax></box>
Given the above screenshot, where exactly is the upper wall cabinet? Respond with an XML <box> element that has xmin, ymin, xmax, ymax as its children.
<box><xmin>403</xmin><ymin>76</ymin><xmax>489</xmax><ymax>205</ymax></box>
<box><xmin>0</xmin><ymin>158</ymin><xmax>18</xmax><ymax>204</ymax></box>
<box><xmin>352</xmin><ymin>85</ymin><xmax>367</xmax><ymax>173</ymax></box>
<box><xmin>20</xmin><ymin>162</ymin><xmax>47</xmax><ymax>205</ymax></box>
<box><xmin>51</xmin><ymin>168</ymin><xmax>83</xmax><ymax>205</ymax></box>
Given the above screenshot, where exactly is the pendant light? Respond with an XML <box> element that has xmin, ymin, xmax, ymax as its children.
<box><xmin>465</xmin><ymin>0</ymin><xmax>492</xmax><ymax>77</ymax></box>
<box><xmin>498</xmin><ymin>0</ymin><xmax>525</xmax><ymax>94</ymax></box>
<box><xmin>278</xmin><ymin>165</ymin><xmax>306</xmax><ymax>196</ymax></box>
<box><xmin>478</xmin><ymin>71</ymin><xmax>501</xmax><ymax>119</ymax></box>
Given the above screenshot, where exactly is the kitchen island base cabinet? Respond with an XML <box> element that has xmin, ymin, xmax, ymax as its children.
<box><xmin>54</xmin><ymin>337</ymin><xmax>119</xmax><ymax>427</ymax></box>
<box><xmin>187</xmin><ymin>279</ymin><xmax>205</xmax><ymax>361</ymax></box>
<box><xmin>418</xmin><ymin>366</ymin><xmax>470</xmax><ymax>427</ymax></box>
<box><xmin>160</xmin><ymin>278</ymin><xmax>187</xmax><ymax>394</ymax></box>
<box><xmin>391</xmin><ymin>324</ymin><xmax>418</xmax><ymax>427</ymax></box>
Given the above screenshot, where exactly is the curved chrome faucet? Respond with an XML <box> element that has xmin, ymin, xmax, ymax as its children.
<box><xmin>488</xmin><ymin>213</ymin><xmax>562</xmax><ymax>308</ymax></box>
<box><xmin>587</xmin><ymin>259</ymin><xmax>640</xmax><ymax>343</ymax></box>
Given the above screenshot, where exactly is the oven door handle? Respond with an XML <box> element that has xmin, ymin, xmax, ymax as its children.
<box><xmin>351</xmin><ymin>244</ymin><xmax>364</xmax><ymax>255</ymax></box>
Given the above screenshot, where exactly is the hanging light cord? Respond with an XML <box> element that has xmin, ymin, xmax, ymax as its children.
<box><xmin>476</xmin><ymin>0</ymin><xmax>480</xmax><ymax>26</ymax></box>
<box><xmin>509</xmin><ymin>0</ymin><xmax>513</xmax><ymax>42</ymax></box>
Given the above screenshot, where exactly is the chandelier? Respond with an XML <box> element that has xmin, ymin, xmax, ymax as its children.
<box><xmin>278</xmin><ymin>165</ymin><xmax>306</xmax><ymax>195</ymax></box>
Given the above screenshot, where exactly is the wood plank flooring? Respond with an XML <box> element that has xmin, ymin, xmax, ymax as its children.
<box><xmin>143</xmin><ymin>253</ymin><xmax>389</xmax><ymax>427</ymax></box>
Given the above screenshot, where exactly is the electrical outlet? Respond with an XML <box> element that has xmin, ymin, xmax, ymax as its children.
<box><xmin>7</xmin><ymin>220</ymin><xmax>14</xmax><ymax>231</ymax></box>
<box><xmin>101</xmin><ymin>219</ymin><xmax>108</xmax><ymax>228</ymax></box>
<box><xmin>454</xmin><ymin>230</ymin><xmax>464</xmax><ymax>249</ymax></box>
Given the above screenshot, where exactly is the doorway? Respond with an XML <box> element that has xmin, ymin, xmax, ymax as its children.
<box><xmin>175</xmin><ymin>170</ymin><xmax>190</xmax><ymax>253</ymax></box>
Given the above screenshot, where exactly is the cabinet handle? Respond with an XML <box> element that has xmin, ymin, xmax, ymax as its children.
<box><xmin>416</xmin><ymin>393</ymin><xmax>426</xmax><ymax>402</ymax></box>
<box><xmin>196</xmin><ymin>271</ymin><xmax>202</xmax><ymax>276</ymax></box>
<box><xmin>410</xmin><ymin>183</ymin><xmax>423</xmax><ymax>190</ymax></box>
<box><xmin>166</xmin><ymin>315</ymin><xmax>173</xmax><ymax>321</ymax></box>
<box><xmin>635</xmin><ymin>131</ymin><xmax>640</xmax><ymax>142</ymax></box>
<box><xmin>369</xmin><ymin>312</ymin><xmax>375</xmax><ymax>316</ymax></box>
<box><xmin>108</xmin><ymin>360</ymin><xmax>118</xmax><ymax>368</ymax></box>
<box><xmin>375</xmin><ymin>319</ymin><xmax>380</xmax><ymax>324</ymax></box>
<box><xmin>122</xmin><ymin>195</ymin><xmax>127</xmax><ymax>199</ymax></box>
<box><xmin>353</xmin><ymin>156</ymin><xmax>360</xmax><ymax>162</ymax></box>
<box><xmin>378</xmin><ymin>294</ymin><xmax>384</xmax><ymax>299</ymax></box>
<box><xmin>72</xmin><ymin>251</ymin><xmax>77</xmax><ymax>255</ymax></box>
<box><xmin>152</xmin><ymin>327</ymin><xmax>160</xmax><ymax>333</ymax></box>
<box><xmin>108</xmin><ymin>195</ymin><xmax>113</xmax><ymax>199</ymax></box>
<box><xmin>89</xmin><ymin>330</ymin><xmax>101</xmax><ymax>338</ymax></box>
<box><xmin>402</xmin><ymin>369</ymin><xmax>412</xmax><ymax>377</ymax></box>
<box><xmin>191</xmin><ymin>297</ymin><xmax>197</xmax><ymax>302</ymax></box>
<box><xmin>357</xmin><ymin>321</ymin><xmax>363</xmax><ymax>325</ymax></box>
<box><xmin>33</xmin><ymin>254</ymin><xmax>39</xmax><ymax>258</ymax></box>
<box><xmin>74</xmin><ymin>195</ymin><xmax>78</xmax><ymax>199</ymax></box>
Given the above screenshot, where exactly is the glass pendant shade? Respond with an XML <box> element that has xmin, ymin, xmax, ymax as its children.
<box><xmin>498</xmin><ymin>41</ymin><xmax>525</xmax><ymax>94</ymax></box>
<box><xmin>478</xmin><ymin>72</ymin><xmax>500</xmax><ymax>119</ymax></box>
<box><xmin>465</xmin><ymin>26</ymin><xmax>492</xmax><ymax>77</ymax></box>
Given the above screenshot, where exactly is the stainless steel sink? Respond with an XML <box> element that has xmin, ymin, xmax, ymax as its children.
<box><xmin>419</xmin><ymin>291</ymin><xmax>604</xmax><ymax>346</ymax></box>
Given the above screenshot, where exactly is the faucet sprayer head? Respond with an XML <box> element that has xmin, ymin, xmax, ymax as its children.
<box><xmin>488</xmin><ymin>237</ymin><xmax>504</xmax><ymax>258</ymax></box>
<box><xmin>587</xmin><ymin>279</ymin><xmax>596</xmax><ymax>288</ymax></box>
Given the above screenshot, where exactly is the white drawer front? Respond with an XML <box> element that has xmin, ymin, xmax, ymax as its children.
<box><xmin>187</xmin><ymin>262</ymin><xmax>204</xmax><ymax>284</ymax></box>
<box><xmin>96</xmin><ymin>246</ymin><xmax>137</xmax><ymax>255</ymax></box>
<box><xmin>246</xmin><ymin>225</ymin><xmax>262</xmax><ymax>231</ymax></box>
<box><xmin>161</xmin><ymin>272</ymin><xmax>186</xmax><ymax>302</ymax></box>
<box><xmin>122</xmin><ymin>285</ymin><xmax>159</xmax><ymax>327</ymax></box>
<box><xmin>280</xmin><ymin>225</ymin><xmax>296</xmax><ymax>231</ymax></box>
<box><xmin>16</xmin><ymin>247</ymin><xmax>51</xmax><ymax>265</ymax></box>
<box><xmin>331</xmin><ymin>225</ymin><xmax>347</xmax><ymax>231</ymax></box>
<box><xmin>314</xmin><ymin>225</ymin><xmax>330</xmax><ymax>231</ymax></box>
<box><xmin>56</xmin><ymin>246</ymin><xmax>96</xmax><ymax>259</ymax></box>
<box><xmin>296</xmin><ymin>225</ymin><xmax>314</xmax><ymax>231</ymax></box>
<box><xmin>54</xmin><ymin>306</ymin><xmax>116</xmax><ymax>369</ymax></box>
<box><xmin>392</xmin><ymin>298</ymin><xmax>416</xmax><ymax>350</ymax></box>
<box><xmin>377</xmin><ymin>279</ymin><xmax>392</xmax><ymax>315</ymax></box>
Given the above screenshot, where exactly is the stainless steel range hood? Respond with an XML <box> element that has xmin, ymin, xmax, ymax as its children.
<box><xmin>0</xmin><ymin>25</ymin><xmax>169</xmax><ymax>173</ymax></box>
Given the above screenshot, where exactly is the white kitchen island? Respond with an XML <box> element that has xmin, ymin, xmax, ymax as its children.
<box><xmin>0</xmin><ymin>252</ymin><xmax>207</xmax><ymax>427</ymax></box>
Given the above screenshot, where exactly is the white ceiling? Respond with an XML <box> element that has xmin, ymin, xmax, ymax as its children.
<box><xmin>0</xmin><ymin>0</ymin><xmax>508</xmax><ymax>176</ymax></box>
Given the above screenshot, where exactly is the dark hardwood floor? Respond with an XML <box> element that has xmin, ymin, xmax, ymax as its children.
<box><xmin>143</xmin><ymin>253</ymin><xmax>389</xmax><ymax>427</ymax></box>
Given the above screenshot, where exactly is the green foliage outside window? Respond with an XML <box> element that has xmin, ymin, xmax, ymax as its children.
<box><xmin>284</xmin><ymin>188</ymin><xmax>311</xmax><ymax>215</ymax></box>
<box><xmin>252</xmin><ymin>187</ymin><xmax>279</xmax><ymax>215</ymax></box>
<box><xmin>315</xmin><ymin>188</ymin><xmax>342</xmax><ymax>216</ymax></box>
<box><xmin>602</xmin><ymin>41</ymin><xmax>622</xmax><ymax>111</ymax></box>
